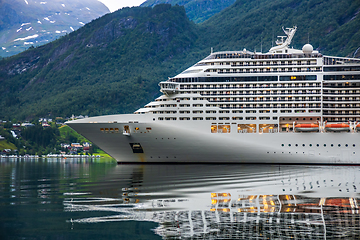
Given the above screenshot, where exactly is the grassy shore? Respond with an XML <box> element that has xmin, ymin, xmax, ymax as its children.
<box><xmin>0</xmin><ymin>140</ymin><xmax>17</xmax><ymax>150</ymax></box>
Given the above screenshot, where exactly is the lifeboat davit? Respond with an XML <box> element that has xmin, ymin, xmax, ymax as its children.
<box><xmin>325</xmin><ymin>123</ymin><xmax>350</xmax><ymax>132</ymax></box>
<box><xmin>295</xmin><ymin>124</ymin><xmax>319</xmax><ymax>132</ymax></box>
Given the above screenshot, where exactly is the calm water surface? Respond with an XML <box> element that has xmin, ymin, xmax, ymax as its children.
<box><xmin>1</xmin><ymin>158</ymin><xmax>360</xmax><ymax>239</ymax></box>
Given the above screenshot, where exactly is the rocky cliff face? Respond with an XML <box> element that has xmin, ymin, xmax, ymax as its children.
<box><xmin>0</xmin><ymin>0</ymin><xmax>109</xmax><ymax>57</ymax></box>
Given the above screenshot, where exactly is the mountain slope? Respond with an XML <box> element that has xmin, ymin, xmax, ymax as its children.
<box><xmin>198</xmin><ymin>0</ymin><xmax>360</xmax><ymax>57</ymax></box>
<box><xmin>0</xmin><ymin>0</ymin><xmax>360</xmax><ymax>120</ymax></box>
<box><xmin>0</xmin><ymin>4</ymin><xmax>198</xmax><ymax>119</ymax></box>
<box><xmin>141</xmin><ymin>0</ymin><xmax>237</xmax><ymax>23</ymax></box>
<box><xmin>0</xmin><ymin>0</ymin><xmax>109</xmax><ymax>57</ymax></box>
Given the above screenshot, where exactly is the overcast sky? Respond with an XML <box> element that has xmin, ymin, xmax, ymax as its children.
<box><xmin>98</xmin><ymin>0</ymin><xmax>147</xmax><ymax>12</ymax></box>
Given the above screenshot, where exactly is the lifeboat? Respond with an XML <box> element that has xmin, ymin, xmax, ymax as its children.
<box><xmin>356</xmin><ymin>124</ymin><xmax>360</xmax><ymax>132</ymax></box>
<box><xmin>295</xmin><ymin>124</ymin><xmax>319</xmax><ymax>132</ymax></box>
<box><xmin>325</xmin><ymin>123</ymin><xmax>350</xmax><ymax>132</ymax></box>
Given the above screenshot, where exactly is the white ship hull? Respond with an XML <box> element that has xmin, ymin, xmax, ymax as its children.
<box><xmin>67</xmin><ymin>114</ymin><xmax>360</xmax><ymax>164</ymax></box>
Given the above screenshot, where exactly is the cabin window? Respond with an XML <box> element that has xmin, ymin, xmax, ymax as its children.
<box><xmin>193</xmin><ymin>117</ymin><xmax>203</xmax><ymax>120</ymax></box>
<box><xmin>218</xmin><ymin>125</ymin><xmax>230</xmax><ymax>133</ymax></box>
<box><xmin>123</xmin><ymin>126</ymin><xmax>130</xmax><ymax>134</ymax></box>
<box><xmin>259</xmin><ymin>124</ymin><xmax>277</xmax><ymax>133</ymax></box>
<box><xmin>232</xmin><ymin>117</ymin><xmax>243</xmax><ymax>120</ymax></box>
<box><xmin>238</xmin><ymin>124</ymin><xmax>256</xmax><ymax>133</ymax></box>
<box><xmin>211</xmin><ymin>125</ymin><xmax>217</xmax><ymax>133</ymax></box>
<box><xmin>245</xmin><ymin>117</ymin><xmax>256</xmax><ymax>120</ymax></box>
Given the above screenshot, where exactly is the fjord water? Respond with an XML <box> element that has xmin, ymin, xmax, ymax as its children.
<box><xmin>1</xmin><ymin>159</ymin><xmax>360</xmax><ymax>239</ymax></box>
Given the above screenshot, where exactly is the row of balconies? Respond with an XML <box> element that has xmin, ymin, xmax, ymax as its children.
<box><xmin>200</xmin><ymin>92</ymin><xmax>321</xmax><ymax>96</ymax></box>
<box><xmin>207</xmin><ymin>99</ymin><xmax>321</xmax><ymax>103</ymax></box>
<box><xmin>181</xmin><ymin>85</ymin><xmax>320</xmax><ymax>89</ymax></box>
<box><xmin>230</xmin><ymin>62</ymin><xmax>317</xmax><ymax>67</ymax></box>
<box><xmin>216</xmin><ymin>68</ymin><xmax>321</xmax><ymax>73</ymax></box>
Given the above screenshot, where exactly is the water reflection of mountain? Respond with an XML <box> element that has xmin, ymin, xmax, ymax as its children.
<box><xmin>64</xmin><ymin>164</ymin><xmax>360</xmax><ymax>239</ymax></box>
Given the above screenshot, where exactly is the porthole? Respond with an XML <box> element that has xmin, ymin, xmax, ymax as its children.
<box><xmin>324</xmin><ymin>144</ymin><xmax>326</xmax><ymax>147</ymax></box>
<box><xmin>302</xmin><ymin>144</ymin><xmax>305</xmax><ymax>147</ymax></box>
<box><xmin>338</xmin><ymin>144</ymin><xmax>341</xmax><ymax>147</ymax></box>
<box><xmin>316</xmin><ymin>144</ymin><xmax>319</xmax><ymax>147</ymax></box>
<box><xmin>353</xmin><ymin>144</ymin><xmax>356</xmax><ymax>147</ymax></box>
<box><xmin>345</xmin><ymin>144</ymin><xmax>348</xmax><ymax>147</ymax></box>
<box><xmin>331</xmin><ymin>144</ymin><xmax>334</xmax><ymax>147</ymax></box>
<box><xmin>288</xmin><ymin>144</ymin><xmax>291</xmax><ymax>147</ymax></box>
<box><xmin>281</xmin><ymin>144</ymin><xmax>284</xmax><ymax>147</ymax></box>
<box><xmin>295</xmin><ymin>144</ymin><xmax>298</xmax><ymax>147</ymax></box>
<box><xmin>309</xmin><ymin>144</ymin><xmax>312</xmax><ymax>147</ymax></box>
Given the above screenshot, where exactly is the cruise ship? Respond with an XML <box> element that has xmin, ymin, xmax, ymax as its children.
<box><xmin>66</xmin><ymin>26</ymin><xmax>360</xmax><ymax>164</ymax></box>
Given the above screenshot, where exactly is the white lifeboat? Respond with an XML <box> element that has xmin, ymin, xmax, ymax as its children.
<box><xmin>325</xmin><ymin>123</ymin><xmax>350</xmax><ymax>132</ymax></box>
<box><xmin>356</xmin><ymin>124</ymin><xmax>360</xmax><ymax>132</ymax></box>
<box><xmin>294</xmin><ymin>124</ymin><xmax>319</xmax><ymax>132</ymax></box>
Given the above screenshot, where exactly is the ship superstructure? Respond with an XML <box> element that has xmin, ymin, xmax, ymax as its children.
<box><xmin>66</xmin><ymin>27</ymin><xmax>360</xmax><ymax>164</ymax></box>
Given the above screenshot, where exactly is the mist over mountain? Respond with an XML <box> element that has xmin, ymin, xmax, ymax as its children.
<box><xmin>0</xmin><ymin>0</ymin><xmax>109</xmax><ymax>57</ymax></box>
<box><xmin>0</xmin><ymin>0</ymin><xmax>360</xmax><ymax>120</ymax></box>
<box><xmin>141</xmin><ymin>0</ymin><xmax>237</xmax><ymax>23</ymax></box>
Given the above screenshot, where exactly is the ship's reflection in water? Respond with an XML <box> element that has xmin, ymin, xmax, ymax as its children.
<box><xmin>64</xmin><ymin>164</ymin><xmax>360</xmax><ymax>239</ymax></box>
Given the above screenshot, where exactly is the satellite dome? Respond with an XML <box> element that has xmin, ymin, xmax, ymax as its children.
<box><xmin>302</xmin><ymin>44</ymin><xmax>313</xmax><ymax>54</ymax></box>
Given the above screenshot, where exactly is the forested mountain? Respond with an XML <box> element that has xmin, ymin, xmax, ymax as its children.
<box><xmin>0</xmin><ymin>0</ymin><xmax>109</xmax><ymax>57</ymax></box>
<box><xmin>1</xmin><ymin>0</ymin><xmax>360</xmax><ymax>120</ymax></box>
<box><xmin>198</xmin><ymin>0</ymin><xmax>360</xmax><ymax>57</ymax></box>
<box><xmin>0</xmin><ymin>4</ymin><xmax>198</xmax><ymax>120</ymax></box>
<box><xmin>141</xmin><ymin>0</ymin><xmax>237</xmax><ymax>23</ymax></box>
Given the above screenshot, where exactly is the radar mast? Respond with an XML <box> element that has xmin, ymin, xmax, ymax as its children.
<box><xmin>269</xmin><ymin>26</ymin><xmax>297</xmax><ymax>53</ymax></box>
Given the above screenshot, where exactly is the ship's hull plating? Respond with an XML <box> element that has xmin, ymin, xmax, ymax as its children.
<box><xmin>67</xmin><ymin>114</ymin><xmax>360</xmax><ymax>164</ymax></box>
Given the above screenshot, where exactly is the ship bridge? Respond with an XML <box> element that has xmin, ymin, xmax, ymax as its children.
<box><xmin>159</xmin><ymin>82</ymin><xmax>180</xmax><ymax>95</ymax></box>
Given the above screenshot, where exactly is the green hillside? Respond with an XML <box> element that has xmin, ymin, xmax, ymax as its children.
<box><xmin>0</xmin><ymin>4</ymin><xmax>198</xmax><ymax>120</ymax></box>
<box><xmin>0</xmin><ymin>1</ymin><xmax>360</xmax><ymax>120</ymax></box>
<box><xmin>199</xmin><ymin>0</ymin><xmax>360</xmax><ymax>57</ymax></box>
<box><xmin>141</xmin><ymin>0</ymin><xmax>237</xmax><ymax>23</ymax></box>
